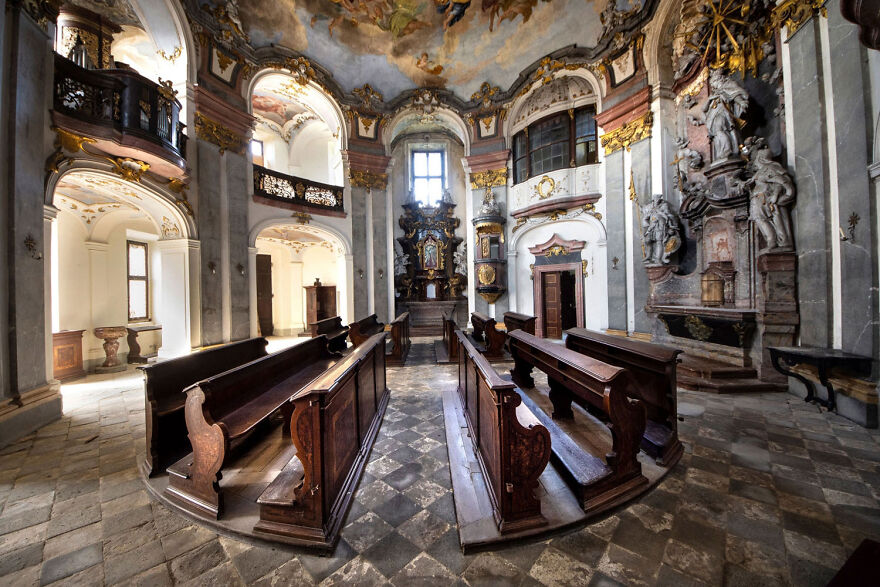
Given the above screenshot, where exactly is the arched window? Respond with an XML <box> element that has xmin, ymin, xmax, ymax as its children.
<box><xmin>512</xmin><ymin>106</ymin><xmax>598</xmax><ymax>184</ymax></box>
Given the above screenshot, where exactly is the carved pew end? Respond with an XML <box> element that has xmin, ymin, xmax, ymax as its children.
<box><xmin>165</xmin><ymin>457</ymin><xmax>224</xmax><ymax>519</ymax></box>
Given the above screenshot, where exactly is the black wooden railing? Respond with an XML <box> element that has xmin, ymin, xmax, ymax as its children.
<box><xmin>253</xmin><ymin>164</ymin><xmax>345</xmax><ymax>214</ymax></box>
<box><xmin>53</xmin><ymin>54</ymin><xmax>186</xmax><ymax>162</ymax></box>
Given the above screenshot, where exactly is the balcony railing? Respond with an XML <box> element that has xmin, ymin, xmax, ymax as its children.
<box><xmin>253</xmin><ymin>164</ymin><xmax>345</xmax><ymax>215</ymax></box>
<box><xmin>53</xmin><ymin>54</ymin><xmax>186</xmax><ymax>163</ymax></box>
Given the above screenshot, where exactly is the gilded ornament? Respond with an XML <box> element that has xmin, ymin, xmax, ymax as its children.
<box><xmin>157</xmin><ymin>79</ymin><xmax>178</xmax><ymax>101</ymax></box>
<box><xmin>469</xmin><ymin>168</ymin><xmax>507</xmax><ymax>189</ymax></box>
<box><xmin>157</xmin><ymin>46</ymin><xmax>182</xmax><ymax>63</ymax></box>
<box><xmin>216</xmin><ymin>51</ymin><xmax>235</xmax><ymax>73</ymax></box>
<box><xmin>771</xmin><ymin>0</ymin><xmax>827</xmax><ymax>35</ymax></box>
<box><xmin>353</xmin><ymin>84</ymin><xmax>383</xmax><ymax>107</ymax></box>
<box><xmin>292</xmin><ymin>212</ymin><xmax>312</xmax><ymax>225</ymax></box>
<box><xmin>479</xmin><ymin>291</ymin><xmax>503</xmax><ymax>304</ymax></box>
<box><xmin>684</xmin><ymin>315</ymin><xmax>713</xmax><ymax>341</ymax></box>
<box><xmin>110</xmin><ymin>158</ymin><xmax>150</xmax><ymax>183</ymax></box>
<box><xmin>582</xmin><ymin>260</ymin><xmax>589</xmax><ymax>276</ymax></box>
<box><xmin>350</xmin><ymin>169</ymin><xmax>388</xmax><ymax>190</ymax></box>
<box><xmin>600</xmin><ymin>111</ymin><xmax>654</xmax><ymax>155</ymax></box>
<box><xmin>194</xmin><ymin>112</ymin><xmax>246</xmax><ymax>155</ymax></box>
<box><xmin>471</xmin><ymin>82</ymin><xmax>499</xmax><ymax>109</ymax></box>
<box><xmin>478</xmin><ymin>264</ymin><xmax>496</xmax><ymax>286</ymax></box>
<box><xmin>547</xmin><ymin>245</ymin><xmax>568</xmax><ymax>257</ymax></box>
<box><xmin>534</xmin><ymin>175</ymin><xmax>556</xmax><ymax>200</ymax></box>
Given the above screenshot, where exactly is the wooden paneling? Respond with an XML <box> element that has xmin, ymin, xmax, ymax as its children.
<box><xmin>542</xmin><ymin>272</ymin><xmax>561</xmax><ymax>338</ymax></box>
<box><xmin>52</xmin><ymin>330</ymin><xmax>86</xmax><ymax>381</ymax></box>
<box><xmin>257</xmin><ymin>254</ymin><xmax>274</xmax><ymax>337</ymax></box>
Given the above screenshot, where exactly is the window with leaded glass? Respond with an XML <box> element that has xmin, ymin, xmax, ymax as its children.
<box><xmin>411</xmin><ymin>150</ymin><xmax>445</xmax><ymax>207</ymax></box>
<box><xmin>511</xmin><ymin>105</ymin><xmax>600</xmax><ymax>184</ymax></box>
<box><xmin>127</xmin><ymin>241</ymin><xmax>149</xmax><ymax>321</ymax></box>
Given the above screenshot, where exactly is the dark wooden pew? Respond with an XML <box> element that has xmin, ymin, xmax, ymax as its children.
<box><xmin>503</xmin><ymin>312</ymin><xmax>536</xmax><ymax>336</ymax></box>
<box><xmin>348</xmin><ymin>314</ymin><xmax>385</xmax><ymax>348</ymax></box>
<box><xmin>455</xmin><ymin>330</ymin><xmax>551</xmax><ymax>533</ymax></box>
<box><xmin>164</xmin><ymin>336</ymin><xmax>339</xmax><ymax>518</ymax></box>
<box><xmin>565</xmin><ymin>328</ymin><xmax>683</xmax><ymax>466</ymax></box>
<box><xmin>436</xmin><ymin>313</ymin><xmax>459</xmax><ymax>363</ymax></box>
<box><xmin>139</xmin><ymin>337</ymin><xmax>269</xmax><ymax>477</ymax></box>
<box><xmin>309</xmin><ymin>316</ymin><xmax>349</xmax><ymax>352</ymax></box>
<box><xmin>507</xmin><ymin>329</ymin><xmax>648</xmax><ymax>512</ymax></box>
<box><xmin>386</xmin><ymin>312</ymin><xmax>411</xmax><ymax>366</ymax></box>
<box><xmin>469</xmin><ymin>312</ymin><xmax>507</xmax><ymax>361</ymax></box>
<box><xmin>254</xmin><ymin>332</ymin><xmax>388</xmax><ymax>549</ymax></box>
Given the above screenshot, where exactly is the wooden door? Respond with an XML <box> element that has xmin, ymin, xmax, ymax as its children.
<box><xmin>256</xmin><ymin>254</ymin><xmax>274</xmax><ymax>336</ymax></box>
<box><xmin>542</xmin><ymin>272</ymin><xmax>562</xmax><ymax>338</ymax></box>
<box><xmin>560</xmin><ymin>270</ymin><xmax>578</xmax><ymax>332</ymax></box>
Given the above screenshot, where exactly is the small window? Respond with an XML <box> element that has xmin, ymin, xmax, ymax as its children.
<box><xmin>512</xmin><ymin>105</ymin><xmax>599</xmax><ymax>184</ymax></box>
<box><xmin>411</xmin><ymin>150</ymin><xmax>445</xmax><ymax>207</ymax></box>
<box><xmin>251</xmin><ymin>140</ymin><xmax>264</xmax><ymax>167</ymax></box>
<box><xmin>127</xmin><ymin>241</ymin><xmax>149</xmax><ymax>321</ymax></box>
<box><xmin>575</xmin><ymin>108</ymin><xmax>598</xmax><ymax>166</ymax></box>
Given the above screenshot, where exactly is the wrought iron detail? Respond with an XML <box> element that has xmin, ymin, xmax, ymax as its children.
<box><xmin>253</xmin><ymin>164</ymin><xmax>344</xmax><ymax>214</ymax></box>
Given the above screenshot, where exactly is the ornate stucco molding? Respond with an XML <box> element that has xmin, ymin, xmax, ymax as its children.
<box><xmin>600</xmin><ymin>110</ymin><xmax>654</xmax><ymax>155</ymax></box>
<box><xmin>772</xmin><ymin>0</ymin><xmax>827</xmax><ymax>36</ymax></box>
<box><xmin>469</xmin><ymin>168</ymin><xmax>507</xmax><ymax>190</ymax></box>
<box><xmin>194</xmin><ymin>112</ymin><xmax>247</xmax><ymax>155</ymax></box>
<box><xmin>349</xmin><ymin>169</ymin><xmax>388</xmax><ymax>190</ymax></box>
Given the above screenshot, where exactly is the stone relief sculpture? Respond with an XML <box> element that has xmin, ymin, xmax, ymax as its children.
<box><xmin>672</xmin><ymin>136</ymin><xmax>703</xmax><ymax>189</ymax></box>
<box><xmin>641</xmin><ymin>193</ymin><xmax>682</xmax><ymax>265</ymax></box>
<box><xmin>703</xmin><ymin>70</ymin><xmax>749</xmax><ymax>162</ymax></box>
<box><xmin>742</xmin><ymin>137</ymin><xmax>796</xmax><ymax>250</ymax></box>
<box><xmin>393</xmin><ymin>242</ymin><xmax>410</xmax><ymax>276</ymax></box>
<box><xmin>453</xmin><ymin>243</ymin><xmax>467</xmax><ymax>276</ymax></box>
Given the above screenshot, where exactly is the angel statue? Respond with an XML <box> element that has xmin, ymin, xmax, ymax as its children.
<box><xmin>453</xmin><ymin>243</ymin><xmax>467</xmax><ymax>276</ymax></box>
<box><xmin>743</xmin><ymin>137</ymin><xmax>796</xmax><ymax>250</ymax></box>
<box><xmin>702</xmin><ymin>70</ymin><xmax>749</xmax><ymax>161</ymax></box>
<box><xmin>393</xmin><ymin>243</ymin><xmax>410</xmax><ymax>276</ymax></box>
<box><xmin>641</xmin><ymin>193</ymin><xmax>681</xmax><ymax>265</ymax></box>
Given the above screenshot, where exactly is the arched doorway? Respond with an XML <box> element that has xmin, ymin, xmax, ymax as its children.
<box><xmin>49</xmin><ymin>169</ymin><xmax>198</xmax><ymax>372</ymax></box>
<box><xmin>249</xmin><ymin>219</ymin><xmax>352</xmax><ymax>337</ymax></box>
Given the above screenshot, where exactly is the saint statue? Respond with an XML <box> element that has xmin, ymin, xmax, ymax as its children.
<box><xmin>702</xmin><ymin>70</ymin><xmax>749</xmax><ymax>162</ymax></box>
<box><xmin>453</xmin><ymin>243</ymin><xmax>467</xmax><ymax>276</ymax></box>
<box><xmin>743</xmin><ymin>137</ymin><xmax>796</xmax><ymax>250</ymax></box>
<box><xmin>393</xmin><ymin>243</ymin><xmax>409</xmax><ymax>276</ymax></box>
<box><xmin>641</xmin><ymin>193</ymin><xmax>681</xmax><ymax>265</ymax></box>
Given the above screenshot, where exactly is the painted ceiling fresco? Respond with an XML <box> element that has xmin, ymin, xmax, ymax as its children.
<box><xmin>67</xmin><ymin>0</ymin><xmax>142</xmax><ymax>26</ymax></box>
<box><xmin>237</xmin><ymin>0</ymin><xmax>642</xmax><ymax>98</ymax></box>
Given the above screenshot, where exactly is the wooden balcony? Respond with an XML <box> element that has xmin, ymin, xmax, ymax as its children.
<box><xmin>253</xmin><ymin>164</ymin><xmax>345</xmax><ymax>217</ymax></box>
<box><xmin>52</xmin><ymin>54</ymin><xmax>187</xmax><ymax>178</ymax></box>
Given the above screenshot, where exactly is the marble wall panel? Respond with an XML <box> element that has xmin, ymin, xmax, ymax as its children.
<box><xmin>197</xmin><ymin>143</ymin><xmax>223</xmax><ymax>346</ymax></box>
<box><xmin>226</xmin><ymin>152</ymin><xmax>251</xmax><ymax>341</ymax></box>
<box><xmin>630</xmin><ymin>139</ymin><xmax>652</xmax><ymax>333</ymax></box>
<box><xmin>605</xmin><ymin>150</ymin><xmax>627</xmax><ymax>330</ymax></box>
<box><xmin>372</xmin><ymin>188</ymin><xmax>389</xmax><ymax>323</ymax></box>
<box><xmin>350</xmin><ymin>187</ymin><xmax>369</xmax><ymax>319</ymax></box>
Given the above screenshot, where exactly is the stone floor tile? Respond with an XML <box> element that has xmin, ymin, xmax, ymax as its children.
<box><xmin>103</xmin><ymin>539</ymin><xmax>165</xmax><ymax>584</ymax></box>
<box><xmin>180</xmin><ymin>561</ymin><xmax>245</xmax><ymax>587</ymax></box>
<box><xmin>343</xmin><ymin>512</ymin><xmax>394</xmax><ymax>553</ymax></box>
<box><xmin>229</xmin><ymin>544</ymin><xmax>292</xmax><ymax>584</ymax></box>
<box><xmin>322</xmin><ymin>556</ymin><xmax>389</xmax><ymax>586</ymax></box>
<box><xmin>160</xmin><ymin>525</ymin><xmax>216</xmax><ymax>560</ymax></box>
<box><xmin>169</xmin><ymin>540</ymin><xmax>228</xmax><ymax>583</ymax></box>
<box><xmin>252</xmin><ymin>558</ymin><xmax>314</xmax><ymax>586</ymax></box>
<box><xmin>528</xmin><ymin>546</ymin><xmax>594</xmax><ymax>587</ymax></box>
<box><xmin>39</xmin><ymin>543</ymin><xmax>102</xmax><ymax>585</ymax></box>
<box><xmin>0</xmin><ymin>542</ymin><xmax>44</xmax><ymax>578</ymax></box>
<box><xmin>361</xmin><ymin>531</ymin><xmax>422</xmax><ymax>578</ymax></box>
<box><xmin>122</xmin><ymin>563</ymin><xmax>172</xmax><ymax>587</ymax></box>
<box><xmin>0</xmin><ymin>522</ymin><xmax>48</xmax><ymax>557</ymax></box>
<box><xmin>396</xmin><ymin>509</ymin><xmax>450</xmax><ymax>550</ymax></box>
<box><xmin>299</xmin><ymin>538</ymin><xmax>356</xmax><ymax>583</ymax></box>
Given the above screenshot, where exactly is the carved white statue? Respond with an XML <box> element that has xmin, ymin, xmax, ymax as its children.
<box><xmin>641</xmin><ymin>193</ymin><xmax>682</xmax><ymax>265</ymax></box>
<box><xmin>453</xmin><ymin>243</ymin><xmax>467</xmax><ymax>276</ymax></box>
<box><xmin>743</xmin><ymin>137</ymin><xmax>795</xmax><ymax>250</ymax></box>
<box><xmin>673</xmin><ymin>136</ymin><xmax>703</xmax><ymax>189</ymax></box>
<box><xmin>393</xmin><ymin>243</ymin><xmax>409</xmax><ymax>276</ymax></box>
<box><xmin>702</xmin><ymin>70</ymin><xmax>749</xmax><ymax>161</ymax></box>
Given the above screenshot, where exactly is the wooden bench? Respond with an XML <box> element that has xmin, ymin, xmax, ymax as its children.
<box><xmin>164</xmin><ymin>336</ymin><xmax>339</xmax><ymax>518</ymax></box>
<box><xmin>348</xmin><ymin>314</ymin><xmax>385</xmax><ymax>348</ymax></box>
<box><xmin>386</xmin><ymin>312</ymin><xmax>411</xmax><ymax>366</ymax></box>
<box><xmin>769</xmin><ymin>346</ymin><xmax>873</xmax><ymax>412</ymax></box>
<box><xmin>254</xmin><ymin>332</ymin><xmax>388</xmax><ymax>549</ymax></box>
<box><xmin>436</xmin><ymin>313</ymin><xmax>460</xmax><ymax>363</ymax></box>
<box><xmin>565</xmin><ymin>328</ymin><xmax>683</xmax><ymax>466</ymax></box>
<box><xmin>139</xmin><ymin>337</ymin><xmax>268</xmax><ymax>477</ymax></box>
<box><xmin>469</xmin><ymin>312</ymin><xmax>507</xmax><ymax>361</ymax></box>
<box><xmin>309</xmin><ymin>316</ymin><xmax>349</xmax><ymax>353</ymax></box>
<box><xmin>455</xmin><ymin>330</ymin><xmax>551</xmax><ymax>533</ymax></box>
<box><xmin>508</xmin><ymin>329</ymin><xmax>648</xmax><ymax>513</ymax></box>
<box><xmin>503</xmin><ymin>312</ymin><xmax>536</xmax><ymax>336</ymax></box>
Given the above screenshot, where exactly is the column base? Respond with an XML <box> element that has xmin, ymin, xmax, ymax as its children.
<box><xmin>0</xmin><ymin>381</ymin><xmax>62</xmax><ymax>447</ymax></box>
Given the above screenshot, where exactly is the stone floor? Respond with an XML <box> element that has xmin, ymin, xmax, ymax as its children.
<box><xmin>1</xmin><ymin>337</ymin><xmax>879</xmax><ymax>585</ymax></box>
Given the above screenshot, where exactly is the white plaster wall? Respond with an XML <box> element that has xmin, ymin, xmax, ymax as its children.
<box><xmin>512</xmin><ymin>219</ymin><xmax>608</xmax><ymax>332</ymax></box>
<box><xmin>55</xmin><ymin>212</ymin><xmax>162</xmax><ymax>368</ymax></box>
<box><xmin>253</xmin><ymin>127</ymin><xmax>289</xmax><ymax>173</ymax></box>
<box><xmin>289</xmin><ymin>124</ymin><xmax>337</xmax><ymax>185</ymax></box>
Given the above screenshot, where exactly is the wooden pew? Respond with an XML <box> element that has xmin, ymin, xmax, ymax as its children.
<box><xmin>386</xmin><ymin>312</ymin><xmax>411</xmax><ymax>366</ymax></box>
<box><xmin>455</xmin><ymin>330</ymin><xmax>551</xmax><ymax>533</ymax></box>
<box><xmin>254</xmin><ymin>332</ymin><xmax>388</xmax><ymax>549</ymax></box>
<box><xmin>469</xmin><ymin>312</ymin><xmax>507</xmax><ymax>361</ymax></box>
<box><xmin>503</xmin><ymin>312</ymin><xmax>536</xmax><ymax>336</ymax></box>
<box><xmin>139</xmin><ymin>337</ymin><xmax>268</xmax><ymax>477</ymax></box>
<box><xmin>565</xmin><ymin>328</ymin><xmax>683</xmax><ymax>466</ymax></box>
<box><xmin>507</xmin><ymin>329</ymin><xmax>648</xmax><ymax>512</ymax></box>
<box><xmin>165</xmin><ymin>336</ymin><xmax>339</xmax><ymax>518</ymax></box>
<box><xmin>348</xmin><ymin>314</ymin><xmax>385</xmax><ymax>348</ymax></box>
<box><xmin>309</xmin><ymin>316</ymin><xmax>349</xmax><ymax>352</ymax></box>
<box><xmin>437</xmin><ymin>313</ymin><xmax>459</xmax><ymax>363</ymax></box>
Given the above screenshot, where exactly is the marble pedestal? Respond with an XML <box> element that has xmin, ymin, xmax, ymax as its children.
<box><xmin>94</xmin><ymin>326</ymin><xmax>129</xmax><ymax>374</ymax></box>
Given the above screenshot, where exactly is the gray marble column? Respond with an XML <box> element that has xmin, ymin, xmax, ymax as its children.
<box><xmin>828</xmin><ymin>1</ymin><xmax>876</xmax><ymax>356</ymax></box>
<box><xmin>350</xmin><ymin>186</ymin><xmax>370</xmax><ymax>320</ymax></box>
<box><xmin>605</xmin><ymin>150</ymin><xmax>627</xmax><ymax>330</ymax></box>
<box><xmin>226</xmin><ymin>152</ymin><xmax>251</xmax><ymax>341</ymax></box>
<box><xmin>0</xmin><ymin>6</ymin><xmax>62</xmax><ymax>444</ymax></box>
<box><xmin>789</xmin><ymin>18</ymin><xmax>833</xmax><ymax>347</ymax></box>
<box><xmin>371</xmin><ymin>187</ymin><xmax>389</xmax><ymax>323</ymax></box>
<box><xmin>196</xmin><ymin>141</ymin><xmax>224</xmax><ymax>345</ymax></box>
<box><xmin>630</xmin><ymin>139</ymin><xmax>653</xmax><ymax>333</ymax></box>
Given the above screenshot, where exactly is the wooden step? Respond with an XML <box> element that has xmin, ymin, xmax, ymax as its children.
<box><xmin>677</xmin><ymin>355</ymin><xmax>757</xmax><ymax>380</ymax></box>
<box><xmin>677</xmin><ymin>374</ymin><xmax>786</xmax><ymax>394</ymax></box>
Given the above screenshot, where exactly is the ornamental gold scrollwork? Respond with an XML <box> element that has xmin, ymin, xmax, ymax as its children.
<box><xmin>771</xmin><ymin>0</ymin><xmax>827</xmax><ymax>35</ymax></box>
<box><xmin>600</xmin><ymin>111</ymin><xmax>653</xmax><ymax>155</ymax></box>
<box><xmin>478</xmin><ymin>264</ymin><xmax>496</xmax><ymax>286</ymax></box>
<box><xmin>685</xmin><ymin>315</ymin><xmax>713</xmax><ymax>342</ymax></box>
<box><xmin>470</xmin><ymin>168</ymin><xmax>507</xmax><ymax>190</ymax></box>
<box><xmin>45</xmin><ymin>127</ymin><xmax>151</xmax><ymax>183</ymax></box>
<box><xmin>349</xmin><ymin>169</ymin><xmax>388</xmax><ymax>190</ymax></box>
<box><xmin>195</xmin><ymin>112</ymin><xmax>247</xmax><ymax>155</ymax></box>
<box><xmin>534</xmin><ymin>175</ymin><xmax>556</xmax><ymax>200</ymax></box>
<box><xmin>511</xmin><ymin>203</ymin><xmax>603</xmax><ymax>234</ymax></box>
<box><xmin>547</xmin><ymin>245</ymin><xmax>568</xmax><ymax>257</ymax></box>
